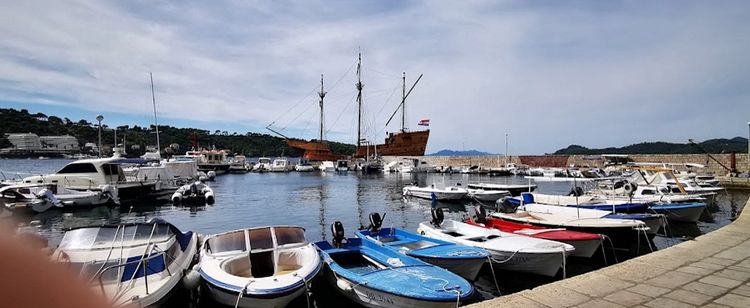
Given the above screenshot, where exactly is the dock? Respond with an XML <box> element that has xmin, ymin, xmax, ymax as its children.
<box><xmin>718</xmin><ymin>176</ymin><xmax>750</xmax><ymax>190</ymax></box>
<box><xmin>470</xmin><ymin>197</ymin><xmax>750</xmax><ymax>308</ymax></box>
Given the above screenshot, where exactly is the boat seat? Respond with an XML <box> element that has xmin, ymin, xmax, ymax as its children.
<box><xmin>223</xmin><ymin>256</ymin><xmax>252</xmax><ymax>278</ymax></box>
<box><xmin>275</xmin><ymin>250</ymin><xmax>303</xmax><ymax>276</ymax></box>
<box><xmin>382</xmin><ymin>239</ymin><xmax>416</xmax><ymax>247</ymax></box>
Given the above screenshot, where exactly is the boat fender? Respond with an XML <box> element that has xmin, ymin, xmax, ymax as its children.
<box><xmin>206</xmin><ymin>195</ymin><xmax>215</xmax><ymax>204</ymax></box>
<box><xmin>172</xmin><ymin>194</ymin><xmax>181</xmax><ymax>204</ymax></box>
<box><xmin>182</xmin><ymin>266</ymin><xmax>201</xmax><ymax>290</ymax></box>
<box><xmin>336</xmin><ymin>278</ymin><xmax>353</xmax><ymax>291</ymax></box>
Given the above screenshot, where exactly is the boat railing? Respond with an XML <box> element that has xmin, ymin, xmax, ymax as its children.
<box><xmin>94</xmin><ymin>249</ymin><xmax>167</xmax><ymax>295</ymax></box>
<box><xmin>93</xmin><ymin>244</ymin><xmax>177</xmax><ymax>301</ymax></box>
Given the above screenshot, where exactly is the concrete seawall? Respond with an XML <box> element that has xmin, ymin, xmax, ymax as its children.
<box><xmin>385</xmin><ymin>154</ymin><xmax>749</xmax><ymax>175</ymax></box>
<box><xmin>469</xmin><ymin>198</ymin><xmax>750</xmax><ymax>308</ymax></box>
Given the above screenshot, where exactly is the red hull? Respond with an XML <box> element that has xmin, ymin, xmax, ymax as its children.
<box><xmin>466</xmin><ymin>217</ymin><xmax>602</xmax><ymax>242</ymax></box>
<box><xmin>355</xmin><ymin>130</ymin><xmax>429</xmax><ymax>157</ymax></box>
<box><xmin>286</xmin><ymin>139</ymin><xmax>346</xmax><ymax>161</ymax></box>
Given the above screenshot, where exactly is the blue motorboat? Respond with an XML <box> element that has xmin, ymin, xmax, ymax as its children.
<box><xmin>649</xmin><ymin>202</ymin><xmax>706</xmax><ymax>222</ymax></box>
<box><xmin>314</xmin><ymin>221</ymin><xmax>475</xmax><ymax>308</ymax></box>
<box><xmin>356</xmin><ymin>213</ymin><xmax>489</xmax><ymax>280</ymax></box>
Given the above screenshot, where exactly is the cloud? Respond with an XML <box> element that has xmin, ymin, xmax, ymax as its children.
<box><xmin>0</xmin><ymin>0</ymin><xmax>749</xmax><ymax>153</ymax></box>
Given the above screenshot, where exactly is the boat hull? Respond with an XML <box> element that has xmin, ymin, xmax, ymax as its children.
<box><xmin>417</xmin><ymin>256</ymin><xmax>485</xmax><ymax>281</ymax></box>
<box><xmin>650</xmin><ymin>203</ymin><xmax>705</xmax><ymax>222</ymax></box>
<box><xmin>486</xmin><ymin>250</ymin><xmax>568</xmax><ymax>277</ymax></box>
<box><xmin>355</xmin><ymin>130</ymin><xmax>430</xmax><ymax>157</ymax></box>
<box><xmin>322</xmin><ymin>266</ymin><xmax>464</xmax><ymax>308</ymax></box>
<box><xmin>402</xmin><ymin>188</ymin><xmax>467</xmax><ymax>200</ymax></box>
<box><xmin>204</xmin><ymin>281</ymin><xmax>306</xmax><ymax>308</ymax></box>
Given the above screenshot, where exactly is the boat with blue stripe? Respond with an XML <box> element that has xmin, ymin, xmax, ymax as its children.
<box><xmin>198</xmin><ymin>226</ymin><xmax>321</xmax><ymax>307</ymax></box>
<box><xmin>51</xmin><ymin>218</ymin><xmax>198</xmax><ymax>307</ymax></box>
<box><xmin>315</xmin><ymin>221</ymin><xmax>475</xmax><ymax>308</ymax></box>
<box><xmin>356</xmin><ymin>213</ymin><xmax>489</xmax><ymax>280</ymax></box>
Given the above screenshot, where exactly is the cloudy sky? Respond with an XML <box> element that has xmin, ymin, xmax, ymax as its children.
<box><xmin>1</xmin><ymin>0</ymin><xmax>749</xmax><ymax>154</ymax></box>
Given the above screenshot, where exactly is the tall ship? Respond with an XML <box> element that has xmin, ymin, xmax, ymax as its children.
<box><xmin>269</xmin><ymin>53</ymin><xmax>429</xmax><ymax>159</ymax></box>
<box><xmin>267</xmin><ymin>75</ymin><xmax>345</xmax><ymax>161</ymax></box>
<box><xmin>354</xmin><ymin>60</ymin><xmax>429</xmax><ymax>157</ymax></box>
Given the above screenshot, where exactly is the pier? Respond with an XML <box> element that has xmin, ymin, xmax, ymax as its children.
<box><xmin>470</xmin><ymin>197</ymin><xmax>750</xmax><ymax>308</ymax></box>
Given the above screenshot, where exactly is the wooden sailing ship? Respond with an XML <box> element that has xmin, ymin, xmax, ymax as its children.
<box><xmin>270</xmin><ymin>53</ymin><xmax>429</xmax><ymax>160</ymax></box>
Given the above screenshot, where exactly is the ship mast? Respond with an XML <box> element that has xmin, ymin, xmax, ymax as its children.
<box><xmin>356</xmin><ymin>52</ymin><xmax>364</xmax><ymax>147</ymax></box>
<box><xmin>318</xmin><ymin>74</ymin><xmax>327</xmax><ymax>142</ymax></box>
<box><xmin>401</xmin><ymin>72</ymin><xmax>406</xmax><ymax>132</ymax></box>
<box><xmin>150</xmin><ymin>72</ymin><xmax>161</xmax><ymax>154</ymax></box>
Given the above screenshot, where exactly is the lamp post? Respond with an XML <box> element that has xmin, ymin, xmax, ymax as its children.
<box><xmin>96</xmin><ymin>115</ymin><xmax>104</xmax><ymax>158</ymax></box>
<box><xmin>747</xmin><ymin>121</ymin><xmax>750</xmax><ymax>173</ymax></box>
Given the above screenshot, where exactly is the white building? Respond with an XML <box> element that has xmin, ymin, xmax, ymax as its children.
<box><xmin>5</xmin><ymin>133</ymin><xmax>41</xmax><ymax>150</ymax></box>
<box><xmin>40</xmin><ymin>135</ymin><xmax>78</xmax><ymax>150</ymax></box>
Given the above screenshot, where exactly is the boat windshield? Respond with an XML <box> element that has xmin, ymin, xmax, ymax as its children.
<box><xmin>59</xmin><ymin>224</ymin><xmax>173</xmax><ymax>250</ymax></box>
<box><xmin>274</xmin><ymin>227</ymin><xmax>306</xmax><ymax>246</ymax></box>
<box><xmin>208</xmin><ymin>230</ymin><xmax>247</xmax><ymax>253</ymax></box>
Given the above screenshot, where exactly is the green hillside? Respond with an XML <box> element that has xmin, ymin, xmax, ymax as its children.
<box><xmin>554</xmin><ymin>138</ymin><xmax>749</xmax><ymax>155</ymax></box>
<box><xmin>0</xmin><ymin>108</ymin><xmax>355</xmax><ymax>157</ymax></box>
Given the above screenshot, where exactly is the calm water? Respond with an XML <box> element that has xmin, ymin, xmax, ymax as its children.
<box><xmin>2</xmin><ymin>159</ymin><xmax>748</xmax><ymax>305</ymax></box>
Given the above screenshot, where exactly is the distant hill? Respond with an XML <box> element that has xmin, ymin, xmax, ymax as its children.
<box><xmin>428</xmin><ymin>149</ymin><xmax>496</xmax><ymax>156</ymax></box>
<box><xmin>0</xmin><ymin>108</ymin><xmax>355</xmax><ymax>157</ymax></box>
<box><xmin>554</xmin><ymin>137</ymin><xmax>749</xmax><ymax>155</ymax></box>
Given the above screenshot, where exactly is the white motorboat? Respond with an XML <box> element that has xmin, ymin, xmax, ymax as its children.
<box><xmin>254</xmin><ymin>157</ymin><xmax>272</xmax><ymax>172</ymax></box>
<box><xmin>319</xmin><ymin>161</ymin><xmax>335</xmax><ymax>172</ymax></box>
<box><xmin>171</xmin><ymin>181</ymin><xmax>215</xmax><ymax>204</ymax></box>
<box><xmin>466</xmin><ymin>188</ymin><xmax>510</xmax><ymax>202</ymax></box>
<box><xmin>492</xmin><ymin>202</ymin><xmax>652</xmax><ymax>254</ymax></box>
<box><xmin>270</xmin><ymin>158</ymin><xmax>290</xmax><ymax>172</ymax></box>
<box><xmin>467</xmin><ymin>183</ymin><xmax>537</xmax><ymax>196</ymax></box>
<box><xmin>402</xmin><ymin>184</ymin><xmax>468</xmax><ymax>200</ymax></box>
<box><xmin>199</xmin><ymin>226</ymin><xmax>322</xmax><ymax>307</ymax></box>
<box><xmin>50</xmin><ymin>219</ymin><xmax>199</xmax><ymax>307</ymax></box>
<box><xmin>228</xmin><ymin>155</ymin><xmax>251</xmax><ymax>173</ymax></box>
<box><xmin>295</xmin><ymin>161</ymin><xmax>315</xmax><ymax>172</ymax></box>
<box><xmin>418</xmin><ymin>208</ymin><xmax>574</xmax><ymax>277</ymax></box>
<box><xmin>336</xmin><ymin>160</ymin><xmax>350</xmax><ymax>172</ymax></box>
<box><xmin>382</xmin><ymin>161</ymin><xmax>399</xmax><ymax>173</ymax></box>
<box><xmin>1</xmin><ymin>183</ymin><xmax>117</xmax><ymax>212</ymax></box>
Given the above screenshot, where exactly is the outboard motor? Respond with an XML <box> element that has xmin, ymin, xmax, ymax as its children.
<box><xmin>568</xmin><ymin>186</ymin><xmax>584</xmax><ymax>197</ymax></box>
<box><xmin>368</xmin><ymin>212</ymin><xmax>385</xmax><ymax>233</ymax></box>
<box><xmin>474</xmin><ymin>205</ymin><xmax>487</xmax><ymax>224</ymax></box>
<box><xmin>331</xmin><ymin>221</ymin><xmax>346</xmax><ymax>248</ymax></box>
<box><xmin>496</xmin><ymin>197</ymin><xmax>520</xmax><ymax>213</ymax></box>
<box><xmin>430</xmin><ymin>207</ymin><xmax>444</xmax><ymax>227</ymax></box>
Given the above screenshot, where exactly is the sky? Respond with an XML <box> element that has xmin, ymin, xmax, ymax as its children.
<box><xmin>1</xmin><ymin>0</ymin><xmax>749</xmax><ymax>154</ymax></box>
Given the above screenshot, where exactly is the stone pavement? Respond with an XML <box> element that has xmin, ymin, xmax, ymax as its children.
<box><xmin>470</xmin><ymin>198</ymin><xmax>750</xmax><ymax>308</ymax></box>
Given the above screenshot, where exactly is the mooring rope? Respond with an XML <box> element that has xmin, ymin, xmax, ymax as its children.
<box><xmin>486</xmin><ymin>255</ymin><xmax>501</xmax><ymax>295</ymax></box>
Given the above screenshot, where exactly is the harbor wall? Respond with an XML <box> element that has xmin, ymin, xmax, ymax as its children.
<box><xmin>384</xmin><ymin>154</ymin><xmax>750</xmax><ymax>175</ymax></box>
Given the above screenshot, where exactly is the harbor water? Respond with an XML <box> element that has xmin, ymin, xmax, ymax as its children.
<box><xmin>2</xmin><ymin>159</ymin><xmax>748</xmax><ymax>306</ymax></box>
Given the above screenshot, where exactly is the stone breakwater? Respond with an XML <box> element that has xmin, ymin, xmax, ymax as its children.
<box><xmin>384</xmin><ymin>154</ymin><xmax>749</xmax><ymax>175</ymax></box>
<box><xmin>469</xmin><ymin>197</ymin><xmax>750</xmax><ymax>308</ymax></box>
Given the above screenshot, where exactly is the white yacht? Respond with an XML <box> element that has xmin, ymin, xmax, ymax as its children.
<box><xmin>22</xmin><ymin>157</ymin><xmax>157</xmax><ymax>203</ymax></box>
<box><xmin>270</xmin><ymin>157</ymin><xmax>290</xmax><ymax>172</ymax></box>
<box><xmin>318</xmin><ymin>161</ymin><xmax>335</xmax><ymax>172</ymax></box>
<box><xmin>254</xmin><ymin>157</ymin><xmax>272</xmax><ymax>172</ymax></box>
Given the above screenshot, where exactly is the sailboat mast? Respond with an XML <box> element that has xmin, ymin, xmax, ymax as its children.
<box><xmin>356</xmin><ymin>52</ymin><xmax>364</xmax><ymax>147</ymax></box>
<box><xmin>401</xmin><ymin>72</ymin><xmax>406</xmax><ymax>132</ymax></box>
<box><xmin>150</xmin><ymin>72</ymin><xmax>160</xmax><ymax>153</ymax></box>
<box><xmin>318</xmin><ymin>74</ymin><xmax>327</xmax><ymax>142</ymax></box>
